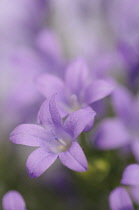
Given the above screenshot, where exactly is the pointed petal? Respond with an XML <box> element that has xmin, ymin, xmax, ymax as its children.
<box><xmin>65</xmin><ymin>59</ymin><xmax>89</xmax><ymax>95</ymax></box>
<box><xmin>26</xmin><ymin>148</ymin><xmax>58</xmax><ymax>178</ymax></box>
<box><xmin>109</xmin><ymin>187</ymin><xmax>134</xmax><ymax>210</ymax></box>
<box><xmin>64</xmin><ymin>107</ymin><xmax>96</xmax><ymax>138</ymax></box>
<box><xmin>59</xmin><ymin>142</ymin><xmax>88</xmax><ymax>172</ymax></box>
<box><xmin>94</xmin><ymin>118</ymin><xmax>130</xmax><ymax>149</ymax></box>
<box><xmin>49</xmin><ymin>94</ymin><xmax>62</xmax><ymax>126</ymax></box>
<box><xmin>10</xmin><ymin>124</ymin><xmax>52</xmax><ymax>147</ymax></box>
<box><xmin>37</xmin><ymin>98</ymin><xmax>54</xmax><ymax>128</ymax></box>
<box><xmin>37</xmin><ymin>73</ymin><xmax>64</xmax><ymax>99</ymax></box>
<box><xmin>121</xmin><ymin>164</ymin><xmax>139</xmax><ymax>186</ymax></box>
<box><xmin>37</xmin><ymin>95</ymin><xmax>62</xmax><ymax>128</ymax></box>
<box><xmin>2</xmin><ymin>191</ymin><xmax>26</xmax><ymax>210</ymax></box>
<box><xmin>84</xmin><ymin>79</ymin><xmax>114</xmax><ymax>104</ymax></box>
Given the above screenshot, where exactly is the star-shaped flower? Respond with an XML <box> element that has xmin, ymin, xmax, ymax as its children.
<box><xmin>37</xmin><ymin>59</ymin><xmax>113</xmax><ymax>117</ymax></box>
<box><xmin>10</xmin><ymin>95</ymin><xmax>96</xmax><ymax>178</ymax></box>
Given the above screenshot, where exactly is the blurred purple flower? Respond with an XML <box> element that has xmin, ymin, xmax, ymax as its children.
<box><xmin>109</xmin><ymin>164</ymin><xmax>139</xmax><ymax>209</ymax></box>
<box><xmin>121</xmin><ymin>164</ymin><xmax>139</xmax><ymax>187</ymax></box>
<box><xmin>0</xmin><ymin>27</ymin><xmax>65</xmax><ymax>136</ymax></box>
<box><xmin>91</xmin><ymin>51</ymin><xmax>126</xmax><ymax>81</ymax></box>
<box><xmin>118</xmin><ymin>42</ymin><xmax>139</xmax><ymax>89</ymax></box>
<box><xmin>37</xmin><ymin>59</ymin><xmax>113</xmax><ymax>117</ymax></box>
<box><xmin>10</xmin><ymin>95</ymin><xmax>96</xmax><ymax>177</ymax></box>
<box><xmin>94</xmin><ymin>85</ymin><xmax>139</xmax><ymax>161</ymax></box>
<box><xmin>2</xmin><ymin>191</ymin><xmax>26</xmax><ymax>210</ymax></box>
<box><xmin>106</xmin><ymin>0</ymin><xmax>139</xmax><ymax>88</ymax></box>
<box><xmin>121</xmin><ymin>164</ymin><xmax>139</xmax><ymax>206</ymax></box>
<box><xmin>0</xmin><ymin>0</ymin><xmax>47</xmax><ymax>46</ymax></box>
<box><xmin>0</xmin><ymin>0</ymin><xmax>51</xmax><ymax>133</ymax></box>
<box><xmin>109</xmin><ymin>187</ymin><xmax>134</xmax><ymax>210</ymax></box>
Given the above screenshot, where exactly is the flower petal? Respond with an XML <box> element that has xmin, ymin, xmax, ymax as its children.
<box><xmin>49</xmin><ymin>94</ymin><xmax>62</xmax><ymax>126</ymax></box>
<box><xmin>94</xmin><ymin>118</ymin><xmax>130</xmax><ymax>150</ymax></box>
<box><xmin>84</xmin><ymin>79</ymin><xmax>114</xmax><ymax>104</ymax></box>
<box><xmin>109</xmin><ymin>187</ymin><xmax>134</xmax><ymax>210</ymax></box>
<box><xmin>112</xmin><ymin>85</ymin><xmax>133</xmax><ymax>123</ymax></box>
<box><xmin>59</xmin><ymin>141</ymin><xmax>88</xmax><ymax>172</ymax></box>
<box><xmin>64</xmin><ymin>107</ymin><xmax>96</xmax><ymax>139</ymax></box>
<box><xmin>2</xmin><ymin>191</ymin><xmax>26</xmax><ymax>210</ymax></box>
<box><xmin>26</xmin><ymin>148</ymin><xmax>58</xmax><ymax>178</ymax></box>
<box><xmin>121</xmin><ymin>164</ymin><xmax>139</xmax><ymax>186</ymax></box>
<box><xmin>37</xmin><ymin>95</ymin><xmax>62</xmax><ymax>128</ymax></box>
<box><xmin>37</xmin><ymin>73</ymin><xmax>64</xmax><ymax>99</ymax></box>
<box><xmin>130</xmin><ymin>186</ymin><xmax>139</xmax><ymax>205</ymax></box>
<box><xmin>10</xmin><ymin>124</ymin><xmax>52</xmax><ymax>147</ymax></box>
<box><xmin>65</xmin><ymin>59</ymin><xmax>89</xmax><ymax>95</ymax></box>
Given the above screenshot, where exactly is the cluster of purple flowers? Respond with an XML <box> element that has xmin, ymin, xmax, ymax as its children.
<box><xmin>10</xmin><ymin>59</ymin><xmax>113</xmax><ymax>176</ymax></box>
<box><xmin>3</xmin><ymin>59</ymin><xmax>113</xmax><ymax>209</ymax></box>
<box><xmin>1</xmin><ymin>0</ymin><xmax>139</xmax><ymax>209</ymax></box>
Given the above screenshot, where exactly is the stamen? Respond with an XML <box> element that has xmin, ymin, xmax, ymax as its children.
<box><xmin>50</xmin><ymin>129</ymin><xmax>67</xmax><ymax>147</ymax></box>
<box><xmin>70</xmin><ymin>94</ymin><xmax>80</xmax><ymax>111</ymax></box>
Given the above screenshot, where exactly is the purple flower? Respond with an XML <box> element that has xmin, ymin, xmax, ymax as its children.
<box><xmin>2</xmin><ymin>191</ymin><xmax>26</xmax><ymax>210</ymax></box>
<box><xmin>121</xmin><ymin>164</ymin><xmax>139</xmax><ymax>187</ymax></box>
<box><xmin>109</xmin><ymin>164</ymin><xmax>139</xmax><ymax>209</ymax></box>
<box><xmin>94</xmin><ymin>85</ymin><xmax>139</xmax><ymax>161</ymax></box>
<box><xmin>109</xmin><ymin>164</ymin><xmax>139</xmax><ymax>210</ymax></box>
<box><xmin>10</xmin><ymin>95</ymin><xmax>96</xmax><ymax>177</ymax></box>
<box><xmin>121</xmin><ymin>164</ymin><xmax>139</xmax><ymax>206</ymax></box>
<box><xmin>107</xmin><ymin>0</ymin><xmax>139</xmax><ymax>88</ymax></box>
<box><xmin>37</xmin><ymin>59</ymin><xmax>113</xmax><ymax>117</ymax></box>
<box><xmin>109</xmin><ymin>187</ymin><xmax>134</xmax><ymax>210</ymax></box>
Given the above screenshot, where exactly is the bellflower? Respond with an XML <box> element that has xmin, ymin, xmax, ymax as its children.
<box><xmin>109</xmin><ymin>164</ymin><xmax>139</xmax><ymax>210</ymax></box>
<box><xmin>121</xmin><ymin>164</ymin><xmax>139</xmax><ymax>206</ymax></box>
<box><xmin>10</xmin><ymin>95</ymin><xmax>96</xmax><ymax>177</ymax></box>
<box><xmin>109</xmin><ymin>187</ymin><xmax>134</xmax><ymax>210</ymax></box>
<box><xmin>37</xmin><ymin>59</ymin><xmax>113</xmax><ymax>117</ymax></box>
<box><xmin>107</xmin><ymin>0</ymin><xmax>139</xmax><ymax>88</ymax></box>
<box><xmin>94</xmin><ymin>85</ymin><xmax>139</xmax><ymax>161</ymax></box>
<box><xmin>2</xmin><ymin>191</ymin><xmax>26</xmax><ymax>210</ymax></box>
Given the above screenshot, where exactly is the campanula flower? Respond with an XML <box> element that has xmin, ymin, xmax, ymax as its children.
<box><xmin>2</xmin><ymin>191</ymin><xmax>26</xmax><ymax>210</ymax></box>
<box><xmin>109</xmin><ymin>164</ymin><xmax>139</xmax><ymax>210</ymax></box>
<box><xmin>10</xmin><ymin>95</ymin><xmax>96</xmax><ymax>177</ymax></box>
<box><xmin>121</xmin><ymin>164</ymin><xmax>139</xmax><ymax>186</ymax></box>
<box><xmin>121</xmin><ymin>164</ymin><xmax>139</xmax><ymax>207</ymax></box>
<box><xmin>37</xmin><ymin>59</ymin><xmax>113</xmax><ymax>117</ymax></box>
<box><xmin>109</xmin><ymin>187</ymin><xmax>134</xmax><ymax>210</ymax></box>
<box><xmin>94</xmin><ymin>85</ymin><xmax>139</xmax><ymax>161</ymax></box>
<box><xmin>107</xmin><ymin>0</ymin><xmax>139</xmax><ymax>89</ymax></box>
